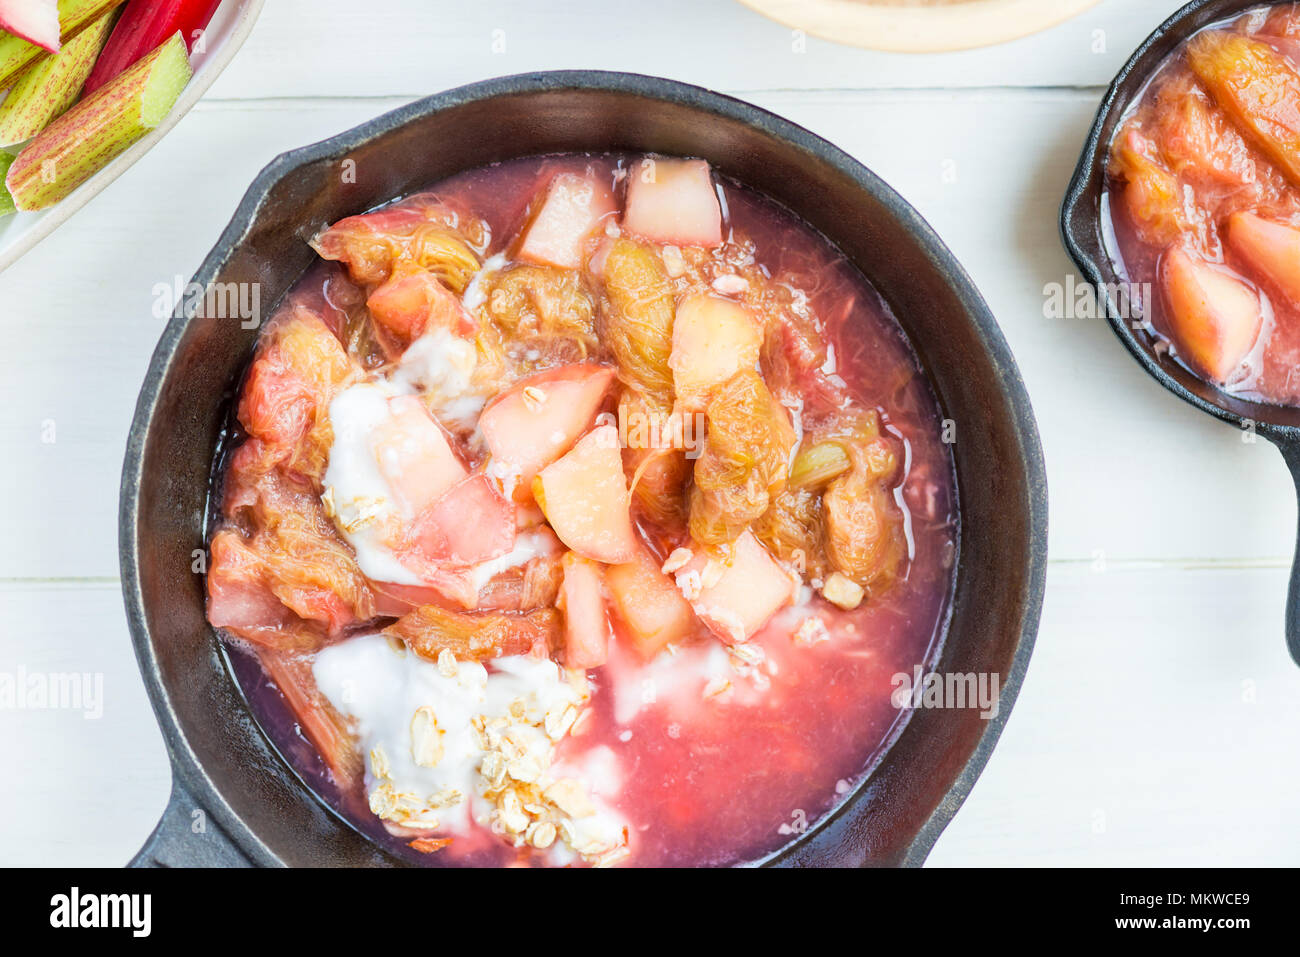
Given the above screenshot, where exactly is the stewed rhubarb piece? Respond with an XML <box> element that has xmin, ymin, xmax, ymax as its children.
<box><xmin>405</xmin><ymin>474</ymin><xmax>516</xmax><ymax>568</ymax></box>
<box><xmin>479</xmin><ymin>363</ymin><xmax>616</xmax><ymax>501</ymax></box>
<box><xmin>1187</xmin><ymin>31</ymin><xmax>1300</xmax><ymax>188</ymax></box>
<box><xmin>257</xmin><ymin>651</ymin><xmax>361</xmax><ymax>787</ymax></box>
<box><xmin>515</xmin><ymin>170</ymin><xmax>617</xmax><ymax>269</ymax></box>
<box><xmin>669</xmin><ymin>294</ymin><xmax>764</xmax><ymax>412</ymax></box>
<box><xmin>605</xmin><ymin>545</ymin><xmax>699</xmax><ymax>658</ymax></box>
<box><xmin>366</xmin><ymin>262</ymin><xmax>473</xmax><ymax>353</ymax></box>
<box><xmin>558</xmin><ymin>552</ymin><xmax>611</xmax><ymax>669</ymax></box>
<box><xmin>372</xmin><ymin>394</ymin><xmax>467</xmax><ymax>515</ymax></box>
<box><xmin>1108</xmin><ymin>127</ymin><xmax>1195</xmax><ymax>248</ymax></box>
<box><xmin>678</xmin><ymin>531</ymin><xmax>797</xmax><ymax>645</ymax></box>
<box><xmin>383</xmin><ymin>603</ymin><xmax>559</xmax><ymax>663</ymax></box>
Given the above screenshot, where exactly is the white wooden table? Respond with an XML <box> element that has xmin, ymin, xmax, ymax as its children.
<box><xmin>3</xmin><ymin>0</ymin><xmax>1298</xmax><ymax>867</ymax></box>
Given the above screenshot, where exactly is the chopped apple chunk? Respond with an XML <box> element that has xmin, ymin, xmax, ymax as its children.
<box><xmin>372</xmin><ymin>395</ymin><xmax>467</xmax><ymax>515</ymax></box>
<box><xmin>606</xmin><ymin>546</ymin><xmax>699</xmax><ymax>658</ymax></box>
<box><xmin>623</xmin><ymin>157</ymin><xmax>723</xmax><ymax>247</ymax></box>
<box><xmin>680</xmin><ymin>531</ymin><xmax>796</xmax><ymax>645</ymax></box>
<box><xmin>1227</xmin><ymin>211</ymin><xmax>1300</xmax><ymax>305</ymax></box>
<box><xmin>408</xmin><ymin>473</ymin><xmax>516</xmax><ymax>567</ymax></box>
<box><xmin>515</xmin><ymin>171</ymin><xmax>617</xmax><ymax>269</ymax></box>
<box><xmin>533</xmin><ymin>424</ymin><xmax>638</xmax><ymax>564</ymax></box>
<box><xmin>670</xmin><ymin>294</ymin><xmax>764</xmax><ymax>410</ymax></box>
<box><xmin>558</xmin><ymin>552</ymin><xmax>611</xmax><ymax>669</ymax></box>
<box><xmin>1161</xmin><ymin>247</ymin><xmax>1263</xmax><ymax>384</ymax></box>
<box><xmin>479</xmin><ymin>363</ymin><xmax>617</xmax><ymax>500</ymax></box>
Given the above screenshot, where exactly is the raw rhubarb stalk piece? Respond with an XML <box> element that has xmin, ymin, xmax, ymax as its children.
<box><xmin>0</xmin><ymin>152</ymin><xmax>15</xmax><ymax>216</ymax></box>
<box><xmin>0</xmin><ymin>0</ymin><xmax>61</xmax><ymax>53</ymax></box>
<box><xmin>0</xmin><ymin>0</ymin><xmax>126</xmax><ymax>88</ymax></box>
<box><xmin>5</xmin><ymin>30</ymin><xmax>191</xmax><ymax>211</ymax></box>
<box><xmin>82</xmin><ymin>0</ymin><xmax>220</xmax><ymax>96</ymax></box>
<box><xmin>0</xmin><ymin>8</ymin><xmax>115</xmax><ymax>148</ymax></box>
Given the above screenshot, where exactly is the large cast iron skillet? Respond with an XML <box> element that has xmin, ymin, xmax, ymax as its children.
<box><xmin>122</xmin><ymin>71</ymin><xmax>1048</xmax><ymax>867</ymax></box>
<box><xmin>1061</xmin><ymin>0</ymin><xmax>1300</xmax><ymax>667</ymax></box>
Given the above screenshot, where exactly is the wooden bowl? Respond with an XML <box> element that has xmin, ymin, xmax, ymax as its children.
<box><xmin>737</xmin><ymin>0</ymin><xmax>1102</xmax><ymax>53</ymax></box>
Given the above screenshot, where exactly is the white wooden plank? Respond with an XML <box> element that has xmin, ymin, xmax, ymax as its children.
<box><xmin>0</xmin><ymin>99</ymin><xmax>393</xmax><ymax>581</ymax></box>
<box><xmin>0</xmin><ymin>92</ymin><xmax>1295</xmax><ymax>579</ymax></box>
<box><xmin>0</xmin><ymin>583</ymin><xmax>170</xmax><ymax>867</ymax></box>
<box><xmin>204</xmin><ymin>0</ymin><xmax>1178</xmax><ymax>98</ymax></box>
<box><xmin>929</xmin><ymin>563</ymin><xmax>1300</xmax><ymax>867</ymax></box>
<box><xmin>3</xmin><ymin>565</ymin><xmax>1298</xmax><ymax>867</ymax></box>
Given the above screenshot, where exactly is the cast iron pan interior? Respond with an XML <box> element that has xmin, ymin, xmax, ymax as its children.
<box><xmin>122</xmin><ymin>71</ymin><xmax>1048</xmax><ymax>866</ymax></box>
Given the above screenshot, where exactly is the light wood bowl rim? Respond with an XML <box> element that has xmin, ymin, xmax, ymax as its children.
<box><xmin>737</xmin><ymin>0</ymin><xmax>1104</xmax><ymax>53</ymax></box>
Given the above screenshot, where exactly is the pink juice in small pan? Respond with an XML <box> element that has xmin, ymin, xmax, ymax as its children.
<box><xmin>209</xmin><ymin>152</ymin><xmax>958</xmax><ymax>867</ymax></box>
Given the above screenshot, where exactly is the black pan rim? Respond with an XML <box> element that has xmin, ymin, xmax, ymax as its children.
<box><xmin>120</xmin><ymin>69</ymin><xmax>1048</xmax><ymax>868</ymax></box>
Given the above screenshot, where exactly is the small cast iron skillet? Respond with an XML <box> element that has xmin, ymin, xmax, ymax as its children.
<box><xmin>121</xmin><ymin>71</ymin><xmax>1048</xmax><ymax>867</ymax></box>
<box><xmin>1062</xmin><ymin>0</ymin><xmax>1300</xmax><ymax>668</ymax></box>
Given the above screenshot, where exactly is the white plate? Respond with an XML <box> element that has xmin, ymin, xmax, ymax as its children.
<box><xmin>737</xmin><ymin>0</ymin><xmax>1102</xmax><ymax>53</ymax></box>
<box><xmin>0</xmin><ymin>0</ymin><xmax>264</xmax><ymax>272</ymax></box>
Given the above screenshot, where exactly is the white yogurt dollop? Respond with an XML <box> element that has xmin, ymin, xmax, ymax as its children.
<box><xmin>322</xmin><ymin>364</ymin><xmax>533</xmax><ymax>593</ymax></box>
<box><xmin>314</xmin><ymin>634</ymin><xmax>628</xmax><ymax>862</ymax></box>
<box><xmin>393</xmin><ymin>328</ymin><xmax>488</xmax><ymax>432</ymax></box>
<box><xmin>323</xmin><ymin>381</ymin><xmax>421</xmax><ymax>585</ymax></box>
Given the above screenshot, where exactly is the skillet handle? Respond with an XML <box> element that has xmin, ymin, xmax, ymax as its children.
<box><xmin>1270</xmin><ymin>434</ymin><xmax>1300</xmax><ymax>668</ymax></box>
<box><xmin>129</xmin><ymin>775</ymin><xmax>252</xmax><ymax>868</ymax></box>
